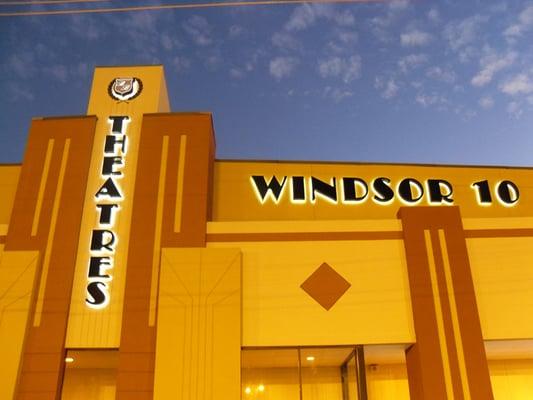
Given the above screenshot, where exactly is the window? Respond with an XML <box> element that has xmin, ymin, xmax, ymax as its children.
<box><xmin>61</xmin><ymin>349</ymin><xmax>118</xmax><ymax>400</ymax></box>
<box><xmin>242</xmin><ymin>346</ymin><xmax>364</xmax><ymax>400</ymax></box>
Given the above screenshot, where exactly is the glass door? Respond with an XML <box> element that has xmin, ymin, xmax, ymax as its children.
<box><xmin>242</xmin><ymin>346</ymin><xmax>367</xmax><ymax>400</ymax></box>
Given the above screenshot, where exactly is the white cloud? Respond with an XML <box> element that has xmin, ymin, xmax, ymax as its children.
<box><xmin>112</xmin><ymin>11</ymin><xmax>161</xmax><ymax>53</ymax></box>
<box><xmin>505</xmin><ymin>25</ymin><xmax>521</xmax><ymax>37</ymax></box>
<box><xmin>375</xmin><ymin>77</ymin><xmax>399</xmax><ymax>99</ymax></box>
<box><xmin>368</xmin><ymin>0</ymin><xmax>409</xmax><ymax>42</ymax></box>
<box><xmin>323</xmin><ymin>86</ymin><xmax>354</xmax><ymax>102</ymax></box>
<box><xmin>398</xmin><ymin>54</ymin><xmax>428</xmax><ymax>73</ymax></box>
<box><xmin>504</xmin><ymin>5</ymin><xmax>533</xmax><ymax>38</ymax></box>
<box><xmin>319</xmin><ymin>58</ymin><xmax>343</xmax><ymax>77</ymax></box>
<box><xmin>285</xmin><ymin>3</ymin><xmax>354</xmax><ymax>31</ymax></box>
<box><xmin>172</xmin><ymin>56</ymin><xmax>191</xmax><ymax>73</ymax></box>
<box><xmin>160</xmin><ymin>34</ymin><xmax>182</xmax><ymax>51</ymax></box>
<box><xmin>286</xmin><ymin>3</ymin><xmax>318</xmax><ymax>31</ymax></box>
<box><xmin>383</xmin><ymin>80</ymin><xmax>399</xmax><ymax>98</ymax></box>
<box><xmin>318</xmin><ymin>55</ymin><xmax>361</xmax><ymax>83</ymax></box>
<box><xmin>490</xmin><ymin>3</ymin><xmax>508</xmax><ymax>14</ymax></box>
<box><xmin>229</xmin><ymin>68</ymin><xmax>244</xmax><ymax>79</ymax></box>
<box><xmin>269</xmin><ymin>56</ymin><xmax>298</xmax><ymax>80</ymax></box>
<box><xmin>325</xmin><ymin>30</ymin><xmax>358</xmax><ymax>55</ymax></box>
<box><xmin>44</xmin><ymin>65</ymin><xmax>68</xmax><ymax>82</ymax></box>
<box><xmin>230</xmin><ymin>59</ymin><xmax>256</xmax><ymax>79</ymax></box>
<box><xmin>337</xmin><ymin>30</ymin><xmax>358</xmax><ymax>45</ymax></box>
<box><xmin>183</xmin><ymin>15</ymin><xmax>212</xmax><ymax>46</ymax></box>
<box><xmin>229</xmin><ymin>25</ymin><xmax>244</xmax><ymax>38</ymax></box>
<box><xmin>161</xmin><ymin>34</ymin><xmax>173</xmax><ymax>51</ymax></box>
<box><xmin>245</xmin><ymin>61</ymin><xmax>254</xmax><ymax>72</ymax></box>
<box><xmin>204</xmin><ymin>52</ymin><xmax>222</xmax><ymax>70</ymax></box>
<box><xmin>457</xmin><ymin>47</ymin><xmax>478</xmax><ymax>63</ymax></box>
<box><xmin>427</xmin><ymin>8</ymin><xmax>440</xmax><ymax>23</ymax></box>
<box><xmin>471</xmin><ymin>51</ymin><xmax>516</xmax><ymax>87</ymax></box>
<box><xmin>507</xmin><ymin>101</ymin><xmax>523</xmax><ymax>118</ymax></box>
<box><xmin>415</xmin><ymin>93</ymin><xmax>447</xmax><ymax>107</ymax></box>
<box><xmin>75</xmin><ymin>62</ymin><xmax>89</xmax><ymax>78</ymax></box>
<box><xmin>455</xmin><ymin>107</ymin><xmax>477</xmax><ymax>120</ymax></box>
<box><xmin>334</xmin><ymin>10</ymin><xmax>356</xmax><ymax>27</ymax></box>
<box><xmin>240</xmin><ymin>49</ymin><xmax>264</xmax><ymax>75</ymax></box>
<box><xmin>6</xmin><ymin>52</ymin><xmax>36</xmax><ymax>78</ymax></box>
<box><xmin>426</xmin><ymin>66</ymin><xmax>456</xmax><ymax>83</ymax></box>
<box><xmin>443</xmin><ymin>15</ymin><xmax>488</xmax><ymax>51</ymax></box>
<box><xmin>389</xmin><ymin>0</ymin><xmax>410</xmax><ymax>12</ymax></box>
<box><xmin>69</xmin><ymin>15</ymin><xmax>104</xmax><ymax>41</ymax></box>
<box><xmin>369</xmin><ymin>16</ymin><xmax>391</xmax><ymax>42</ymax></box>
<box><xmin>400</xmin><ymin>29</ymin><xmax>432</xmax><ymax>47</ymax></box>
<box><xmin>106</xmin><ymin>12</ymin><xmax>164</xmax><ymax>55</ymax></box>
<box><xmin>7</xmin><ymin>82</ymin><xmax>35</xmax><ymax>102</ymax></box>
<box><xmin>500</xmin><ymin>73</ymin><xmax>533</xmax><ymax>95</ymax></box>
<box><xmin>272</xmin><ymin>32</ymin><xmax>299</xmax><ymax>50</ymax></box>
<box><xmin>478</xmin><ymin>96</ymin><xmax>494</xmax><ymax>109</ymax></box>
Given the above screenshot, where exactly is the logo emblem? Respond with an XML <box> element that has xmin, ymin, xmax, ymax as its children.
<box><xmin>108</xmin><ymin>77</ymin><xmax>143</xmax><ymax>101</ymax></box>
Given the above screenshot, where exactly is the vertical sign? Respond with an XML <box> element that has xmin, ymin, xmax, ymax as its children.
<box><xmin>66</xmin><ymin>66</ymin><xmax>170</xmax><ymax>348</ymax></box>
<box><xmin>86</xmin><ymin>116</ymin><xmax>129</xmax><ymax>308</ymax></box>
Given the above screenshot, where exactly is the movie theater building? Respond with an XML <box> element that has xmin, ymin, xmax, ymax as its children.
<box><xmin>1</xmin><ymin>65</ymin><xmax>532</xmax><ymax>400</ymax></box>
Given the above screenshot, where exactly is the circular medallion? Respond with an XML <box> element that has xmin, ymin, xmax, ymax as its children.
<box><xmin>108</xmin><ymin>77</ymin><xmax>143</xmax><ymax>101</ymax></box>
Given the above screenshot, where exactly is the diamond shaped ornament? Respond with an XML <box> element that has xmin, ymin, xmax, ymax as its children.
<box><xmin>300</xmin><ymin>262</ymin><xmax>351</xmax><ymax>311</ymax></box>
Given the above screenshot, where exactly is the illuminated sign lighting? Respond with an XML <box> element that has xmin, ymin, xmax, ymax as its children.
<box><xmin>85</xmin><ymin>116</ymin><xmax>130</xmax><ymax>309</ymax></box>
<box><xmin>251</xmin><ymin>175</ymin><xmax>519</xmax><ymax>207</ymax></box>
<box><xmin>472</xmin><ymin>179</ymin><xmax>520</xmax><ymax>207</ymax></box>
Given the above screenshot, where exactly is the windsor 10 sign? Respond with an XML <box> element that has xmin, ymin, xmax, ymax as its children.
<box><xmin>251</xmin><ymin>175</ymin><xmax>520</xmax><ymax>207</ymax></box>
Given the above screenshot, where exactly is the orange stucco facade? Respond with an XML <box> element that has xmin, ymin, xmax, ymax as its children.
<box><xmin>1</xmin><ymin>65</ymin><xmax>532</xmax><ymax>400</ymax></box>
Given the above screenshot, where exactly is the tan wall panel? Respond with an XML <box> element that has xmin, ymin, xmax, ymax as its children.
<box><xmin>366</xmin><ymin>364</ymin><xmax>410</xmax><ymax>400</ymax></box>
<box><xmin>208</xmin><ymin>240</ymin><xmax>414</xmax><ymax>346</ymax></box>
<box><xmin>0</xmin><ymin>166</ymin><xmax>20</xmax><ymax>225</ymax></box>
<box><xmin>301</xmin><ymin>367</ymin><xmax>343</xmax><ymax>399</ymax></box>
<box><xmin>61</xmin><ymin>369</ymin><xmax>116</xmax><ymax>399</ymax></box>
<box><xmin>212</xmin><ymin>161</ymin><xmax>533</xmax><ymax>221</ymax></box>
<box><xmin>350</xmin><ymin>360</ymin><xmax>533</xmax><ymax>400</ymax></box>
<box><xmin>154</xmin><ymin>247</ymin><xmax>241</xmax><ymax>400</ymax></box>
<box><xmin>242</xmin><ymin>367</ymin><xmax>344</xmax><ymax>400</ymax></box>
<box><xmin>157</xmin><ymin>74</ymin><xmax>171</xmax><ymax>115</ymax></box>
<box><xmin>464</xmin><ymin>216</ymin><xmax>533</xmax><ymax>230</ymax></box>
<box><xmin>207</xmin><ymin>219</ymin><xmax>402</xmax><ymax>234</ymax></box>
<box><xmin>0</xmin><ymin>250</ymin><xmax>40</xmax><ymax>400</ymax></box>
<box><xmin>242</xmin><ymin>367</ymin><xmax>300</xmax><ymax>400</ymax></box>
<box><xmin>86</xmin><ymin>65</ymin><xmax>170</xmax><ymax>116</ymax></box>
<box><xmin>243</xmin><ymin>364</ymin><xmax>410</xmax><ymax>400</ymax></box>
<box><xmin>489</xmin><ymin>359</ymin><xmax>533</xmax><ymax>399</ymax></box>
<box><xmin>0</xmin><ymin>224</ymin><xmax>7</xmax><ymax>238</ymax></box>
<box><xmin>468</xmin><ymin>237</ymin><xmax>533</xmax><ymax>340</ymax></box>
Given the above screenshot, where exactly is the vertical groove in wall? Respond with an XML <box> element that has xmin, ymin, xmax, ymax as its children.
<box><xmin>149</xmin><ymin>136</ymin><xmax>169</xmax><ymax>327</ymax></box>
<box><xmin>439</xmin><ymin>229</ymin><xmax>471</xmax><ymax>400</ymax></box>
<box><xmin>33</xmin><ymin>139</ymin><xmax>71</xmax><ymax>327</ymax></box>
<box><xmin>31</xmin><ymin>139</ymin><xmax>54</xmax><ymax>237</ymax></box>
<box><xmin>174</xmin><ymin>135</ymin><xmax>187</xmax><ymax>233</ymax></box>
<box><xmin>424</xmin><ymin>230</ymin><xmax>453</xmax><ymax>398</ymax></box>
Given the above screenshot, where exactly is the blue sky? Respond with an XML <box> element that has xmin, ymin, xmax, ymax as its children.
<box><xmin>1</xmin><ymin>0</ymin><xmax>533</xmax><ymax>166</ymax></box>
